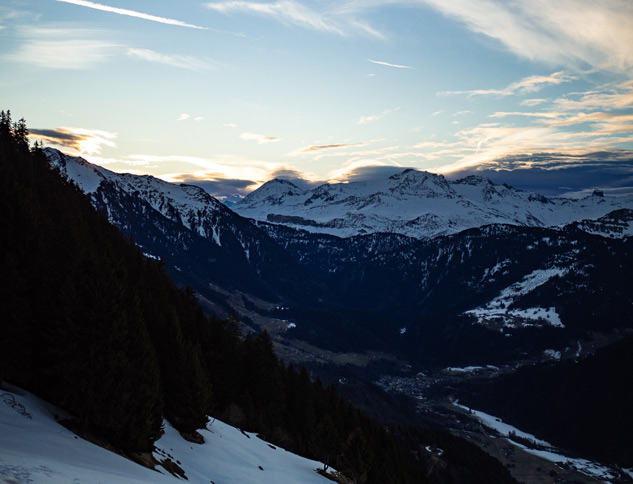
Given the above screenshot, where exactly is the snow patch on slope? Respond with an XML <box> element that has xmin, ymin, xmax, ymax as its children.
<box><xmin>0</xmin><ymin>387</ymin><xmax>332</xmax><ymax>484</ymax></box>
<box><xmin>466</xmin><ymin>268</ymin><xmax>568</xmax><ymax>329</ymax></box>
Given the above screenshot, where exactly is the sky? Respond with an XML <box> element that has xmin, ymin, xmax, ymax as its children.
<box><xmin>2</xmin><ymin>0</ymin><xmax>633</xmax><ymax>198</ymax></box>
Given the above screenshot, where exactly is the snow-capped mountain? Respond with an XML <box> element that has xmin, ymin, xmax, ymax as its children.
<box><xmin>44</xmin><ymin>148</ymin><xmax>330</xmax><ymax>307</ymax></box>
<box><xmin>233</xmin><ymin>169</ymin><xmax>633</xmax><ymax>238</ymax></box>
<box><xmin>46</xmin><ymin>148</ymin><xmax>238</xmax><ymax>245</ymax></box>
<box><xmin>44</xmin><ymin>148</ymin><xmax>633</xmax><ymax>369</ymax></box>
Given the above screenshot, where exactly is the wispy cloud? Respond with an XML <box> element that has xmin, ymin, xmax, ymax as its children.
<box><xmin>127</xmin><ymin>48</ymin><xmax>217</xmax><ymax>70</ymax></box>
<box><xmin>56</xmin><ymin>0</ymin><xmax>207</xmax><ymax>29</ymax></box>
<box><xmin>328</xmin><ymin>159</ymin><xmax>403</xmax><ymax>182</ymax></box>
<box><xmin>206</xmin><ymin>0</ymin><xmax>343</xmax><ymax>34</ymax></box>
<box><xmin>419</xmin><ymin>78</ymin><xmax>633</xmax><ymax>174</ymax></box>
<box><xmin>552</xmin><ymin>80</ymin><xmax>633</xmax><ymax>111</ymax></box>
<box><xmin>367</xmin><ymin>59</ymin><xmax>413</xmax><ymax>69</ymax></box>
<box><xmin>30</xmin><ymin>127</ymin><xmax>117</xmax><ymax>154</ymax></box>
<box><xmin>488</xmin><ymin>111</ymin><xmax>564</xmax><ymax>119</ymax></box>
<box><xmin>240</xmin><ymin>132</ymin><xmax>282</xmax><ymax>144</ymax></box>
<box><xmin>289</xmin><ymin>139</ymin><xmax>383</xmax><ymax>156</ymax></box>
<box><xmin>177</xmin><ymin>113</ymin><xmax>205</xmax><ymax>122</ymax></box>
<box><xmin>415</xmin><ymin>0</ymin><xmax>633</xmax><ymax>73</ymax></box>
<box><xmin>5</xmin><ymin>27</ymin><xmax>118</xmax><ymax>69</ymax></box>
<box><xmin>204</xmin><ymin>0</ymin><xmax>385</xmax><ymax>37</ymax></box>
<box><xmin>109</xmin><ymin>153</ymin><xmax>283</xmax><ymax>185</ymax></box>
<box><xmin>441</xmin><ymin>71</ymin><xmax>576</xmax><ymax>97</ymax></box>
<box><xmin>357</xmin><ymin>107</ymin><xmax>399</xmax><ymax>125</ymax></box>
<box><xmin>521</xmin><ymin>98</ymin><xmax>547</xmax><ymax>106</ymax></box>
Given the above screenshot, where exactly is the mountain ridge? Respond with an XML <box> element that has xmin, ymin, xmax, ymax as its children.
<box><xmin>42</xmin><ymin>148</ymin><xmax>633</xmax><ymax>371</ymax></box>
<box><xmin>45</xmin><ymin>148</ymin><xmax>333</xmax><ymax>307</ymax></box>
<box><xmin>233</xmin><ymin>169</ymin><xmax>633</xmax><ymax>238</ymax></box>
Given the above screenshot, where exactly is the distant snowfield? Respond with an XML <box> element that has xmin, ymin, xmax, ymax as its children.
<box><xmin>0</xmin><ymin>387</ymin><xmax>332</xmax><ymax>484</ymax></box>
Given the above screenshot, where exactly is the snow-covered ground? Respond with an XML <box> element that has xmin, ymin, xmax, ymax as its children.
<box><xmin>453</xmin><ymin>401</ymin><xmax>622</xmax><ymax>483</ymax></box>
<box><xmin>465</xmin><ymin>267</ymin><xmax>568</xmax><ymax>330</ymax></box>
<box><xmin>0</xmin><ymin>386</ymin><xmax>332</xmax><ymax>484</ymax></box>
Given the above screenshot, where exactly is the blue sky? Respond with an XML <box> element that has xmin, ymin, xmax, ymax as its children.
<box><xmin>2</xmin><ymin>0</ymin><xmax>633</xmax><ymax>197</ymax></box>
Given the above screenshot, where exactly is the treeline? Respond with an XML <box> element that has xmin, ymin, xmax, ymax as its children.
<box><xmin>0</xmin><ymin>111</ymin><xmax>424</xmax><ymax>483</ymax></box>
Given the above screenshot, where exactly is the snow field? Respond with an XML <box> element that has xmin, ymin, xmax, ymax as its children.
<box><xmin>0</xmin><ymin>387</ymin><xmax>332</xmax><ymax>484</ymax></box>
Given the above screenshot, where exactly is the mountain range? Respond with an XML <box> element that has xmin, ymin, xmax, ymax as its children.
<box><xmin>233</xmin><ymin>169</ymin><xmax>633</xmax><ymax>238</ymax></box>
<box><xmin>46</xmin><ymin>148</ymin><xmax>633</xmax><ymax>368</ymax></box>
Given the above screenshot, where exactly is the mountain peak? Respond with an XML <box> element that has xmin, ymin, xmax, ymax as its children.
<box><xmin>454</xmin><ymin>175</ymin><xmax>494</xmax><ymax>186</ymax></box>
<box><xmin>240</xmin><ymin>178</ymin><xmax>305</xmax><ymax>206</ymax></box>
<box><xmin>387</xmin><ymin>168</ymin><xmax>454</xmax><ymax>197</ymax></box>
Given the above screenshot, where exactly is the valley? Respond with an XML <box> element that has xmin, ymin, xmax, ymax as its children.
<box><xmin>376</xmin><ymin>365</ymin><xmax>633</xmax><ymax>484</ymax></box>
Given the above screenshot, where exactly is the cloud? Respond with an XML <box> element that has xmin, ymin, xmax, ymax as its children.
<box><xmin>423</xmin><ymin>77</ymin><xmax>633</xmax><ymax>174</ymax></box>
<box><xmin>266</xmin><ymin>167</ymin><xmax>323</xmax><ymax>189</ymax></box>
<box><xmin>552</xmin><ymin>80</ymin><xmax>633</xmax><ymax>112</ymax></box>
<box><xmin>415</xmin><ymin>0</ymin><xmax>633</xmax><ymax>73</ymax></box>
<box><xmin>113</xmin><ymin>153</ymin><xmax>284</xmax><ymax>185</ymax></box>
<box><xmin>289</xmin><ymin>139</ymin><xmax>383</xmax><ymax>156</ymax></box>
<box><xmin>440</xmin><ymin>71</ymin><xmax>576</xmax><ymax>97</ymax></box>
<box><xmin>443</xmin><ymin>151</ymin><xmax>633</xmax><ymax>197</ymax></box>
<box><xmin>205</xmin><ymin>0</ymin><xmax>343</xmax><ymax>34</ymax></box>
<box><xmin>30</xmin><ymin>127</ymin><xmax>117</xmax><ymax>154</ymax></box>
<box><xmin>5</xmin><ymin>27</ymin><xmax>118</xmax><ymax>69</ymax></box>
<box><xmin>127</xmin><ymin>48</ymin><xmax>217</xmax><ymax>70</ymax></box>
<box><xmin>327</xmin><ymin>159</ymin><xmax>404</xmax><ymax>182</ymax></box>
<box><xmin>488</xmin><ymin>111</ymin><xmax>564</xmax><ymax>119</ymax></box>
<box><xmin>521</xmin><ymin>98</ymin><xmax>547</xmax><ymax>106</ymax></box>
<box><xmin>367</xmin><ymin>59</ymin><xmax>413</xmax><ymax>69</ymax></box>
<box><xmin>240</xmin><ymin>132</ymin><xmax>282</xmax><ymax>144</ymax></box>
<box><xmin>204</xmin><ymin>0</ymin><xmax>385</xmax><ymax>38</ymax></box>
<box><xmin>333</xmin><ymin>164</ymin><xmax>410</xmax><ymax>183</ymax></box>
<box><xmin>177</xmin><ymin>113</ymin><xmax>205</xmax><ymax>122</ymax></box>
<box><xmin>357</xmin><ymin>108</ymin><xmax>399</xmax><ymax>125</ymax></box>
<box><xmin>169</xmin><ymin>174</ymin><xmax>259</xmax><ymax>199</ymax></box>
<box><xmin>224</xmin><ymin>122</ymin><xmax>238</xmax><ymax>128</ymax></box>
<box><xmin>56</xmin><ymin>0</ymin><xmax>207</xmax><ymax>29</ymax></box>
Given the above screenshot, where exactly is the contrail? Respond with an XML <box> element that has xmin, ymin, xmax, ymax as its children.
<box><xmin>56</xmin><ymin>0</ymin><xmax>208</xmax><ymax>29</ymax></box>
<box><xmin>368</xmin><ymin>59</ymin><xmax>413</xmax><ymax>69</ymax></box>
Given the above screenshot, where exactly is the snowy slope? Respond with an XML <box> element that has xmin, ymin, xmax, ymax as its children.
<box><xmin>233</xmin><ymin>169</ymin><xmax>633</xmax><ymax>238</ymax></box>
<box><xmin>44</xmin><ymin>148</ymin><xmax>334</xmax><ymax>305</ymax></box>
<box><xmin>0</xmin><ymin>386</ymin><xmax>333</xmax><ymax>484</ymax></box>
<box><xmin>45</xmin><ymin>148</ymin><xmax>229</xmax><ymax>245</ymax></box>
